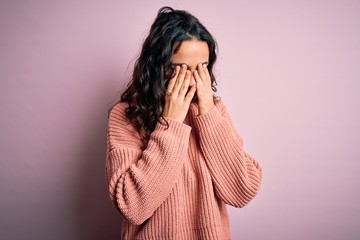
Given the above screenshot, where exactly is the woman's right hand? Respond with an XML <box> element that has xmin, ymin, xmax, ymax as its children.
<box><xmin>162</xmin><ymin>64</ymin><xmax>197</xmax><ymax>123</ymax></box>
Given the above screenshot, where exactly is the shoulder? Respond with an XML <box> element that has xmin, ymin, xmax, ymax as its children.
<box><xmin>107</xmin><ymin>101</ymin><xmax>142</xmax><ymax>148</ymax></box>
<box><xmin>108</xmin><ymin>101</ymin><xmax>129</xmax><ymax>123</ymax></box>
<box><xmin>108</xmin><ymin>101</ymin><xmax>136</xmax><ymax>131</ymax></box>
<box><xmin>108</xmin><ymin>101</ymin><xmax>142</xmax><ymax>132</ymax></box>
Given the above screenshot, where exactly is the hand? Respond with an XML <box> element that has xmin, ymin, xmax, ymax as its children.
<box><xmin>162</xmin><ymin>65</ymin><xmax>197</xmax><ymax>123</ymax></box>
<box><xmin>193</xmin><ymin>63</ymin><xmax>214</xmax><ymax>115</ymax></box>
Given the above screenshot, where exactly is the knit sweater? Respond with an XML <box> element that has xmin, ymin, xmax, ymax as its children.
<box><xmin>105</xmin><ymin>98</ymin><xmax>262</xmax><ymax>240</ymax></box>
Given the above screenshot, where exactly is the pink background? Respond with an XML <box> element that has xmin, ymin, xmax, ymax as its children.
<box><xmin>1</xmin><ymin>0</ymin><xmax>359</xmax><ymax>239</ymax></box>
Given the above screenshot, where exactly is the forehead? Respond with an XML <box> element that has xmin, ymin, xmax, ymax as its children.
<box><xmin>171</xmin><ymin>40</ymin><xmax>209</xmax><ymax>65</ymax></box>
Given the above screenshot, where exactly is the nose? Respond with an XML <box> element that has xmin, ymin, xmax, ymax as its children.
<box><xmin>185</xmin><ymin>67</ymin><xmax>197</xmax><ymax>86</ymax></box>
<box><xmin>189</xmin><ymin>74</ymin><xmax>196</xmax><ymax>86</ymax></box>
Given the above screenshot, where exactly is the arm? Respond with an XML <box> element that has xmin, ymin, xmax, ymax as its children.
<box><xmin>105</xmin><ymin>103</ymin><xmax>191</xmax><ymax>225</ymax></box>
<box><xmin>193</xmin><ymin>99</ymin><xmax>262</xmax><ymax>208</ymax></box>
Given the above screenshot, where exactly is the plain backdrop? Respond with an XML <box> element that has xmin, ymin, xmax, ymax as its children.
<box><xmin>1</xmin><ymin>0</ymin><xmax>359</xmax><ymax>239</ymax></box>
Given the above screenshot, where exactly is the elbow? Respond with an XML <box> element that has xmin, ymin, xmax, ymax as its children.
<box><xmin>114</xmin><ymin>203</ymin><xmax>152</xmax><ymax>225</ymax></box>
<box><xmin>115</xmin><ymin>198</ymin><xmax>153</xmax><ymax>226</ymax></box>
<box><xmin>122</xmin><ymin>212</ymin><xmax>149</xmax><ymax>226</ymax></box>
<box><xmin>109</xmin><ymin>174</ymin><xmax>152</xmax><ymax>225</ymax></box>
<box><xmin>108</xmin><ymin>188</ymin><xmax>152</xmax><ymax>225</ymax></box>
<box><xmin>223</xmin><ymin>174</ymin><xmax>262</xmax><ymax>208</ymax></box>
<box><xmin>243</xmin><ymin>162</ymin><xmax>263</xmax><ymax>202</ymax></box>
<box><xmin>231</xmin><ymin>187</ymin><xmax>261</xmax><ymax>208</ymax></box>
<box><xmin>240</xmin><ymin>173</ymin><xmax>263</xmax><ymax>207</ymax></box>
<box><xmin>241</xmin><ymin>181</ymin><xmax>262</xmax><ymax>207</ymax></box>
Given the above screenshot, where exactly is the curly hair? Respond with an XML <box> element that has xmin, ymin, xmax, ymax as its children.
<box><xmin>114</xmin><ymin>6</ymin><xmax>219</xmax><ymax>147</ymax></box>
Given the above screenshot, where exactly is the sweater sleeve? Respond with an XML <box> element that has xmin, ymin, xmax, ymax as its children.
<box><xmin>105</xmin><ymin>103</ymin><xmax>192</xmax><ymax>225</ymax></box>
<box><xmin>193</xmin><ymin>99</ymin><xmax>262</xmax><ymax>208</ymax></box>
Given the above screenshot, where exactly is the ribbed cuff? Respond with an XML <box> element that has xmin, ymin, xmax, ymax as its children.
<box><xmin>153</xmin><ymin>117</ymin><xmax>192</xmax><ymax>144</ymax></box>
<box><xmin>193</xmin><ymin>105</ymin><xmax>222</xmax><ymax>132</ymax></box>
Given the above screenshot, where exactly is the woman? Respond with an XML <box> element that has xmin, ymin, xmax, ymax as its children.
<box><xmin>105</xmin><ymin>6</ymin><xmax>262</xmax><ymax>239</ymax></box>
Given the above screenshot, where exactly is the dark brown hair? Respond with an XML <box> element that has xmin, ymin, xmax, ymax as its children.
<box><xmin>114</xmin><ymin>6</ymin><xmax>219</xmax><ymax>146</ymax></box>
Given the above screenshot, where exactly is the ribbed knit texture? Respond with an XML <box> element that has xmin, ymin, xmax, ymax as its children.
<box><xmin>105</xmin><ymin>98</ymin><xmax>262</xmax><ymax>240</ymax></box>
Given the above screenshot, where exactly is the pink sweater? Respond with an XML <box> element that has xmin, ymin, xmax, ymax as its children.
<box><xmin>105</xmin><ymin>98</ymin><xmax>262</xmax><ymax>239</ymax></box>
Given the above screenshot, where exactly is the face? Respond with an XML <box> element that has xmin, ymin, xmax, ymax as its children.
<box><xmin>170</xmin><ymin>39</ymin><xmax>209</xmax><ymax>86</ymax></box>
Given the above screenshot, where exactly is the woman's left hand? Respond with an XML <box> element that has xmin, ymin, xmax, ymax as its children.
<box><xmin>193</xmin><ymin>63</ymin><xmax>214</xmax><ymax>115</ymax></box>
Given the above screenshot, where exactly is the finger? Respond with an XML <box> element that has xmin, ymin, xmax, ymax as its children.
<box><xmin>193</xmin><ymin>70</ymin><xmax>203</xmax><ymax>96</ymax></box>
<box><xmin>189</xmin><ymin>74</ymin><xmax>196</xmax><ymax>86</ymax></box>
<box><xmin>185</xmin><ymin>83</ymin><xmax>197</xmax><ymax>103</ymax></box>
<box><xmin>203</xmin><ymin>63</ymin><xmax>211</xmax><ymax>83</ymax></box>
<box><xmin>193</xmin><ymin>69</ymin><xmax>203</xmax><ymax>87</ymax></box>
<box><xmin>178</xmin><ymin>69</ymin><xmax>191</xmax><ymax>98</ymax></box>
<box><xmin>197</xmin><ymin>63</ymin><xmax>207</xmax><ymax>82</ymax></box>
<box><xmin>166</xmin><ymin>65</ymin><xmax>180</xmax><ymax>93</ymax></box>
<box><xmin>172</xmin><ymin>65</ymin><xmax>187</xmax><ymax>96</ymax></box>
